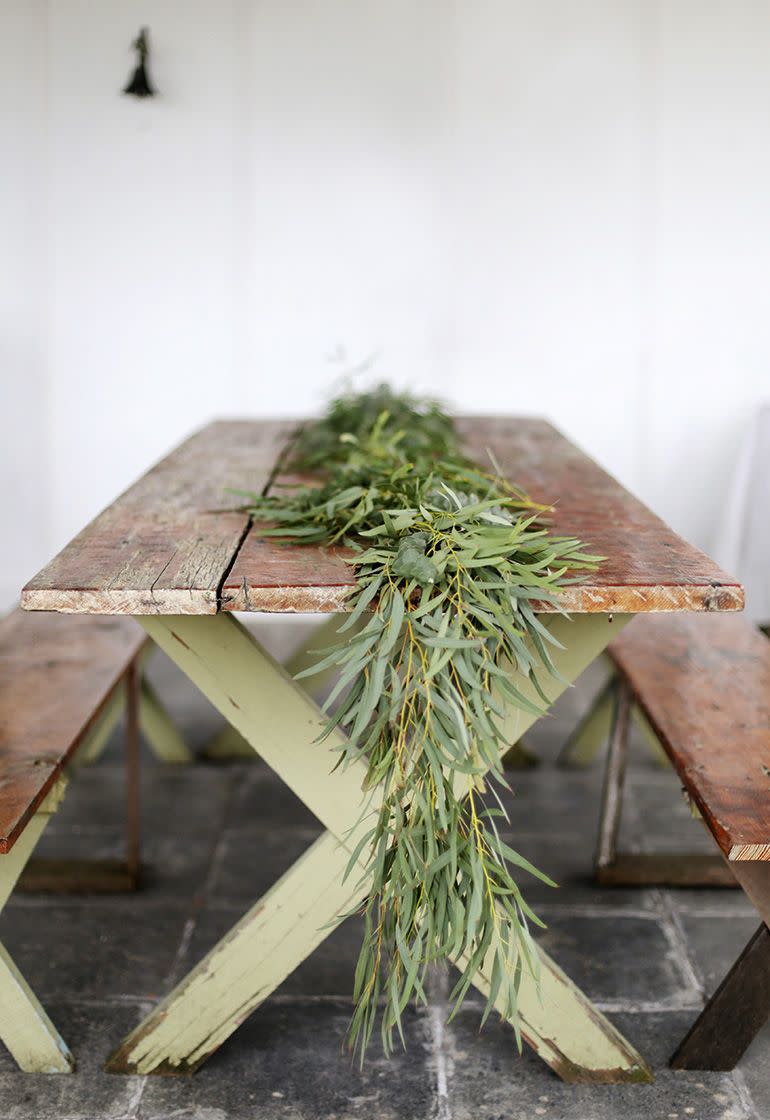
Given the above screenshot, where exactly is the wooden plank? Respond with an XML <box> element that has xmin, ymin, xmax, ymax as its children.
<box><xmin>670</xmin><ymin>923</ymin><xmax>770</xmax><ymax>1071</ymax></box>
<box><xmin>22</xmin><ymin>420</ymin><xmax>292</xmax><ymax>615</ymax></box>
<box><xmin>22</xmin><ymin>417</ymin><xmax>742</xmax><ymax>617</ymax></box>
<box><xmin>16</xmin><ymin>857</ymin><xmax>140</xmax><ymax>894</ymax></box>
<box><xmin>596</xmin><ymin>853</ymin><xmax>738</xmax><ymax>888</ymax></box>
<box><xmin>608</xmin><ymin>614</ymin><xmax>770</xmax><ymax>861</ymax></box>
<box><xmin>222</xmin><ymin>417</ymin><xmax>743</xmax><ymax>614</ymax></box>
<box><xmin>0</xmin><ymin>611</ymin><xmax>145</xmax><ymax>853</ymax></box>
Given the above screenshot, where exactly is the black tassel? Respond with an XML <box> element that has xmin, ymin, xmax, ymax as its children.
<box><xmin>123</xmin><ymin>28</ymin><xmax>155</xmax><ymax>98</ymax></box>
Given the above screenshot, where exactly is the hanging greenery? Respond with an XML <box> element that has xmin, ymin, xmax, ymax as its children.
<box><xmin>238</xmin><ymin>384</ymin><xmax>600</xmax><ymax>1062</ymax></box>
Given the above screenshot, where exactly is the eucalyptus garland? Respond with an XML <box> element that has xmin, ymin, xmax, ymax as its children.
<box><xmin>238</xmin><ymin>385</ymin><xmax>599</xmax><ymax>1061</ymax></box>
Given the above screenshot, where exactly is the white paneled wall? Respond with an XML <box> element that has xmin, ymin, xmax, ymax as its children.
<box><xmin>2</xmin><ymin>1</ymin><xmax>769</xmax><ymax>610</ymax></box>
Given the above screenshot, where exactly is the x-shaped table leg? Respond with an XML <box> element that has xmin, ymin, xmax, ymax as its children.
<box><xmin>106</xmin><ymin>611</ymin><xmax>652</xmax><ymax>1082</ymax></box>
<box><xmin>0</xmin><ymin>777</ymin><xmax>74</xmax><ymax>1072</ymax></box>
<box><xmin>671</xmin><ymin>862</ymin><xmax>770</xmax><ymax>1069</ymax></box>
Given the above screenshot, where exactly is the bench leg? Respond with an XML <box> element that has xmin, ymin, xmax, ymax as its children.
<box><xmin>107</xmin><ymin>610</ymin><xmax>650</xmax><ymax>1083</ymax></box>
<box><xmin>670</xmin><ymin>923</ymin><xmax>770</xmax><ymax>1070</ymax></box>
<box><xmin>558</xmin><ymin>669</ymin><xmax>669</xmax><ymax>772</ymax></box>
<box><xmin>19</xmin><ymin>666</ymin><xmax>144</xmax><ymax>895</ymax></box>
<box><xmin>81</xmin><ymin>649</ymin><xmax>191</xmax><ymax>766</ymax></box>
<box><xmin>596</xmin><ymin>682</ymin><xmax>631</xmax><ymax>872</ymax></box>
<box><xmin>0</xmin><ymin>778</ymin><xmax>74</xmax><ymax>1073</ymax></box>
<box><xmin>558</xmin><ymin>675</ymin><xmax>616</xmax><ymax>768</ymax></box>
<box><xmin>593</xmin><ymin>685</ymin><xmax>736</xmax><ymax>889</ymax></box>
<box><xmin>671</xmin><ymin>863</ymin><xmax>770</xmax><ymax>1069</ymax></box>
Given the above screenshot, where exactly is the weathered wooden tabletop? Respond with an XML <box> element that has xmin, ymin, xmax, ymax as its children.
<box><xmin>21</xmin><ymin>418</ymin><xmax>743</xmax><ymax>616</ymax></box>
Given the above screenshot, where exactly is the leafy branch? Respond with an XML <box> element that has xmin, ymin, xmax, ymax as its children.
<box><xmin>239</xmin><ymin>385</ymin><xmax>600</xmax><ymax>1061</ymax></box>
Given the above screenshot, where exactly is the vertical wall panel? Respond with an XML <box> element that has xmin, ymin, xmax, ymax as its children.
<box><xmin>48</xmin><ymin>0</ymin><xmax>240</xmax><ymax>545</ymax></box>
<box><xmin>645</xmin><ymin>0</ymin><xmax>770</xmax><ymax>550</ymax></box>
<box><xmin>0</xmin><ymin>1</ymin><xmax>49</xmax><ymax>609</ymax></box>
<box><xmin>2</xmin><ymin>1</ymin><xmax>769</xmax><ymax>593</ymax></box>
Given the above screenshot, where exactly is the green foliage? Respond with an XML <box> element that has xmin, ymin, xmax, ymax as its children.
<box><xmin>240</xmin><ymin>384</ymin><xmax>600</xmax><ymax>1062</ymax></box>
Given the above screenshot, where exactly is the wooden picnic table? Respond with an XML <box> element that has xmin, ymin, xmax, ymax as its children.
<box><xmin>21</xmin><ymin>417</ymin><xmax>743</xmax><ymax>1083</ymax></box>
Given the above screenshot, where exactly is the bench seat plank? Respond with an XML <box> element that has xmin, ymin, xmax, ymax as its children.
<box><xmin>22</xmin><ymin>418</ymin><xmax>742</xmax><ymax>616</ymax></box>
<box><xmin>0</xmin><ymin>611</ymin><xmax>145</xmax><ymax>852</ymax></box>
<box><xmin>608</xmin><ymin>614</ymin><xmax>770</xmax><ymax>861</ymax></box>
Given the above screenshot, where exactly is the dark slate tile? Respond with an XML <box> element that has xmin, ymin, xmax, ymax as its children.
<box><xmin>485</xmin><ymin>829</ymin><xmax>656</xmax><ymax>911</ymax></box>
<box><xmin>45</xmin><ymin>763</ymin><xmax>233</xmax><ymax>838</ymax></box>
<box><xmin>678</xmin><ymin>912</ymin><xmax>761</xmax><ymax>997</ymax></box>
<box><xmin>535</xmin><ymin>912</ymin><xmax>696</xmax><ymax>1003</ymax></box>
<box><xmin>740</xmin><ymin>1019</ymin><xmax>770</xmax><ymax>1119</ymax></box>
<box><xmin>444</xmin><ymin>1007</ymin><xmax>749</xmax><ymax>1119</ymax></box>
<box><xmin>663</xmin><ymin>886</ymin><xmax>754</xmax><ymax>917</ymax></box>
<box><xmin>0</xmin><ymin>999</ymin><xmax>144</xmax><ymax>1120</ymax></box>
<box><xmin>622</xmin><ymin>770</ymin><xmax>717</xmax><ymax>856</ymax></box>
<box><xmin>138</xmin><ymin>1001</ymin><xmax>435</xmax><ymax>1120</ymax></box>
<box><xmin>224</xmin><ymin>766</ymin><xmax>321</xmax><ymax>833</ymax></box>
<box><xmin>0</xmin><ymin>898</ymin><xmax>188</xmax><ymax>1000</ymax></box>
<box><xmin>208</xmin><ymin>829</ymin><xmax>322</xmax><ymax>905</ymax></box>
<box><xmin>488</xmin><ymin>769</ymin><xmax>604</xmax><ymax>829</ymax></box>
<box><xmin>29</xmin><ymin>827</ymin><xmax>216</xmax><ymax>902</ymax></box>
<box><xmin>457</xmin><ymin>912</ymin><xmax>695</xmax><ymax>1009</ymax></box>
<box><xmin>184</xmin><ymin>903</ymin><xmax>363</xmax><ymax>999</ymax></box>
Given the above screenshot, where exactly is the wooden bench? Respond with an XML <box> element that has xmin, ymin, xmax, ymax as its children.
<box><xmin>0</xmin><ymin>609</ymin><xmax>156</xmax><ymax>1072</ymax></box>
<box><xmin>569</xmin><ymin>613</ymin><xmax>770</xmax><ymax>1070</ymax></box>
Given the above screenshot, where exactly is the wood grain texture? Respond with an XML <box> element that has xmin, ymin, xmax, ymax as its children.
<box><xmin>22</xmin><ymin>421</ymin><xmax>292</xmax><ymax>615</ymax></box>
<box><xmin>608</xmin><ymin>614</ymin><xmax>770</xmax><ymax>861</ymax></box>
<box><xmin>22</xmin><ymin>417</ymin><xmax>742</xmax><ymax>616</ymax></box>
<box><xmin>0</xmin><ymin>610</ymin><xmax>145</xmax><ymax>852</ymax></box>
<box><xmin>222</xmin><ymin>417</ymin><xmax>743</xmax><ymax>614</ymax></box>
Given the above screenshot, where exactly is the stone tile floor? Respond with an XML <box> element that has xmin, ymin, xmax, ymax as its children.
<box><xmin>0</xmin><ymin>618</ymin><xmax>767</xmax><ymax>1119</ymax></box>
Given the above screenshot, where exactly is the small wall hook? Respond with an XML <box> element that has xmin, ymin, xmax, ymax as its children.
<box><xmin>123</xmin><ymin>27</ymin><xmax>155</xmax><ymax>98</ymax></box>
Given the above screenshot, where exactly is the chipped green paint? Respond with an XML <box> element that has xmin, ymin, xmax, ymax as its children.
<box><xmin>203</xmin><ymin>614</ymin><xmax>355</xmax><ymax>760</ymax></box>
<box><xmin>0</xmin><ymin>775</ymin><xmax>74</xmax><ymax>1073</ymax></box>
<box><xmin>106</xmin><ymin>610</ymin><xmax>651</xmax><ymax>1083</ymax></box>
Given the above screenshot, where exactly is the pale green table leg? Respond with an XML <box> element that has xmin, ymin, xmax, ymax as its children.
<box><xmin>77</xmin><ymin>685</ymin><xmax>127</xmax><ymax>765</ymax></box>
<box><xmin>559</xmin><ymin>675</ymin><xmax>670</xmax><ymax>770</ymax></box>
<box><xmin>81</xmin><ymin>645</ymin><xmax>190</xmax><ymax>765</ymax></box>
<box><xmin>107</xmin><ymin>611</ymin><xmax>651</xmax><ymax>1083</ymax></box>
<box><xmin>202</xmin><ymin>613</ymin><xmax>351</xmax><ymax>760</ymax></box>
<box><xmin>138</xmin><ymin>678</ymin><xmax>191</xmax><ymax>763</ymax></box>
<box><xmin>0</xmin><ymin>778</ymin><xmax>74</xmax><ymax>1073</ymax></box>
<box><xmin>558</xmin><ymin>672</ymin><xmax>616</xmax><ymax>768</ymax></box>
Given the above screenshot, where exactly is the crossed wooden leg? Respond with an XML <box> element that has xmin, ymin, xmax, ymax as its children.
<box><xmin>558</xmin><ymin>668</ymin><xmax>668</xmax><ymax>770</ymax></box>
<box><xmin>81</xmin><ymin>647</ymin><xmax>190</xmax><ymax>766</ymax></box>
<box><xmin>671</xmin><ymin>863</ymin><xmax>770</xmax><ymax>1070</ymax></box>
<box><xmin>0</xmin><ymin>777</ymin><xmax>74</xmax><ymax>1073</ymax></box>
<box><xmin>592</xmin><ymin>682</ymin><xmax>736</xmax><ymax>889</ymax></box>
<box><xmin>106</xmin><ymin>611</ymin><xmax>651</xmax><ymax>1082</ymax></box>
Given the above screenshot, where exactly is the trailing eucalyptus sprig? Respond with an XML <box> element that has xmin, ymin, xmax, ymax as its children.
<box><xmin>238</xmin><ymin>385</ymin><xmax>600</xmax><ymax>1061</ymax></box>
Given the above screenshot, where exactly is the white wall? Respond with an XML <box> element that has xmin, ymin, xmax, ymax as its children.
<box><xmin>2</xmin><ymin>1</ymin><xmax>769</xmax><ymax>610</ymax></box>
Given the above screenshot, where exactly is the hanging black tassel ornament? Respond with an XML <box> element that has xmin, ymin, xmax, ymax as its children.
<box><xmin>123</xmin><ymin>28</ymin><xmax>155</xmax><ymax>98</ymax></box>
